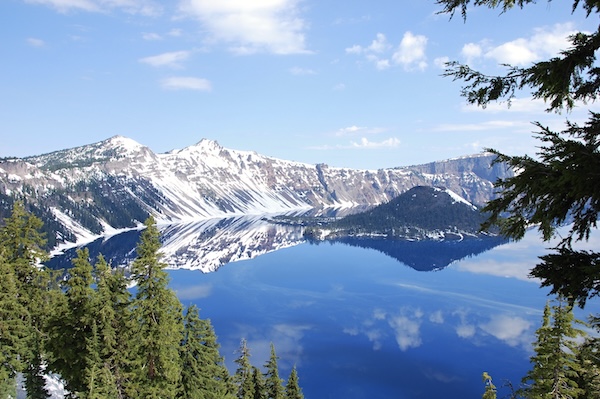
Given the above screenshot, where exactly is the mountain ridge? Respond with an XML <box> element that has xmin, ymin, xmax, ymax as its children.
<box><xmin>0</xmin><ymin>136</ymin><xmax>512</xmax><ymax>249</ymax></box>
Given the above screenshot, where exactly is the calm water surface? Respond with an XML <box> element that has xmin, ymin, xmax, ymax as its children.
<box><xmin>167</xmin><ymin>232</ymin><xmax>599</xmax><ymax>399</ymax></box>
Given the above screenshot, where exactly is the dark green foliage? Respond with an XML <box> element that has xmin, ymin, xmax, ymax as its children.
<box><xmin>520</xmin><ymin>299</ymin><xmax>585</xmax><ymax>399</ymax></box>
<box><xmin>129</xmin><ymin>216</ymin><xmax>183</xmax><ymax>399</ymax></box>
<box><xmin>439</xmin><ymin>1</ymin><xmax>600</xmax><ymax>395</ymax></box>
<box><xmin>263</xmin><ymin>344</ymin><xmax>284</xmax><ymax>399</ymax></box>
<box><xmin>576</xmin><ymin>316</ymin><xmax>600</xmax><ymax>398</ymax></box>
<box><xmin>234</xmin><ymin>339</ymin><xmax>255</xmax><ymax>399</ymax></box>
<box><xmin>438</xmin><ymin>0</ymin><xmax>600</xmax><ymax>111</ymax></box>
<box><xmin>0</xmin><ymin>202</ymin><xmax>52</xmax><ymax>399</ymax></box>
<box><xmin>92</xmin><ymin>255</ymin><xmax>133</xmax><ymax>398</ymax></box>
<box><xmin>481</xmin><ymin>116</ymin><xmax>600</xmax><ymax>306</ymax></box>
<box><xmin>284</xmin><ymin>367</ymin><xmax>303</xmax><ymax>399</ymax></box>
<box><xmin>0</xmin><ymin>250</ymin><xmax>28</xmax><ymax>396</ymax></box>
<box><xmin>24</xmin><ymin>349</ymin><xmax>50</xmax><ymax>399</ymax></box>
<box><xmin>46</xmin><ymin>248</ymin><xmax>97</xmax><ymax>396</ymax></box>
<box><xmin>439</xmin><ymin>0</ymin><xmax>600</xmax><ymax>308</ymax></box>
<box><xmin>251</xmin><ymin>367</ymin><xmax>266</xmax><ymax>399</ymax></box>
<box><xmin>308</xmin><ymin>186</ymin><xmax>488</xmax><ymax>240</ymax></box>
<box><xmin>179</xmin><ymin>305</ymin><xmax>235</xmax><ymax>399</ymax></box>
<box><xmin>0</xmin><ymin>205</ymin><xmax>306</xmax><ymax>399</ymax></box>
<box><xmin>332</xmin><ymin>186</ymin><xmax>485</xmax><ymax>236</ymax></box>
<box><xmin>0</xmin><ymin>201</ymin><xmax>47</xmax><ymax>272</ymax></box>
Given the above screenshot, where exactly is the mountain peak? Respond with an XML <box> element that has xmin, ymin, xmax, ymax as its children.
<box><xmin>192</xmin><ymin>138</ymin><xmax>222</xmax><ymax>152</ymax></box>
<box><xmin>100</xmin><ymin>135</ymin><xmax>146</xmax><ymax>154</ymax></box>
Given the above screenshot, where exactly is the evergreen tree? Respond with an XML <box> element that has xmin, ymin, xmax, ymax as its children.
<box><xmin>263</xmin><ymin>344</ymin><xmax>284</xmax><ymax>399</ymax></box>
<box><xmin>0</xmin><ymin>202</ymin><xmax>51</xmax><ymax>399</ymax></box>
<box><xmin>179</xmin><ymin>304</ymin><xmax>235</xmax><ymax>399</ymax></box>
<box><xmin>0</xmin><ymin>249</ymin><xmax>28</xmax><ymax>398</ymax></box>
<box><xmin>251</xmin><ymin>367</ymin><xmax>266</xmax><ymax>399</ymax></box>
<box><xmin>24</xmin><ymin>346</ymin><xmax>50</xmax><ymax>399</ymax></box>
<box><xmin>0</xmin><ymin>201</ymin><xmax>47</xmax><ymax>272</ymax></box>
<box><xmin>84</xmin><ymin>320</ymin><xmax>120</xmax><ymax>399</ymax></box>
<box><xmin>129</xmin><ymin>216</ymin><xmax>183</xmax><ymax>399</ymax></box>
<box><xmin>481</xmin><ymin>372</ymin><xmax>496</xmax><ymax>399</ymax></box>
<box><xmin>93</xmin><ymin>255</ymin><xmax>133</xmax><ymax>398</ymax></box>
<box><xmin>437</xmin><ymin>0</ymin><xmax>600</xmax><ymax>308</ymax></box>
<box><xmin>234</xmin><ymin>339</ymin><xmax>255</xmax><ymax>399</ymax></box>
<box><xmin>284</xmin><ymin>367</ymin><xmax>303</xmax><ymax>399</ymax></box>
<box><xmin>46</xmin><ymin>248</ymin><xmax>98</xmax><ymax>397</ymax></box>
<box><xmin>520</xmin><ymin>299</ymin><xmax>585</xmax><ymax>399</ymax></box>
<box><xmin>575</xmin><ymin>316</ymin><xmax>600</xmax><ymax>398</ymax></box>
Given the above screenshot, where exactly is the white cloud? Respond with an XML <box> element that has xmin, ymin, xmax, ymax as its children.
<box><xmin>434</xmin><ymin>56</ymin><xmax>449</xmax><ymax>69</ymax></box>
<box><xmin>139</xmin><ymin>50</ymin><xmax>191</xmax><ymax>68</ymax></box>
<box><xmin>335</xmin><ymin>125</ymin><xmax>386</xmax><ymax>137</ymax></box>
<box><xmin>368</xmin><ymin>33</ymin><xmax>390</xmax><ymax>53</ymax></box>
<box><xmin>161</xmin><ymin>76</ymin><xmax>212</xmax><ymax>91</ymax></box>
<box><xmin>333</xmin><ymin>83</ymin><xmax>346</xmax><ymax>91</ymax></box>
<box><xmin>433</xmin><ymin>119</ymin><xmax>531</xmax><ymax>132</ymax></box>
<box><xmin>373</xmin><ymin>308</ymin><xmax>386</xmax><ymax>320</ymax></box>
<box><xmin>346</xmin><ymin>33</ymin><xmax>393</xmax><ymax>70</ymax></box>
<box><xmin>175</xmin><ymin>283</ymin><xmax>212</xmax><ymax>300</ymax></box>
<box><xmin>455</xmin><ymin>323</ymin><xmax>476</xmax><ymax>338</ymax></box>
<box><xmin>351</xmin><ymin>137</ymin><xmax>400</xmax><ymax>148</ymax></box>
<box><xmin>290</xmin><ymin>66</ymin><xmax>316</xmax><ymax>75</ymax></box>
<box><xmin>178</xmin><ymin>0</ymin><xmax>309</xmax><ymax>55</ymax></box>
<box><xmin>480</xmin><ymin>315</ymin><xmax>532</xmax><ymax>347</ymax></box>
<box><xmin>461</xmin><ymin>42</ymin><xmax>482</xmax><ymax>64</ymax></box>
<box><xmin>392</xmin><ymin>31</ymin><xmax>428</xmax><ymax>71</ymax></box>
<box><xmin>27</xmin><ymin>37</ymin><xmax>45</xmax><ymax>47</ymax></box>
<box><xmin>345</xmin><ymin>45</ymin><xmax>363</xmax><ymax>55</ymax></box>
<box><xmin>429</xmin><ymin>310</ymin><xmax>444</xmax><ymax>324</ymax></box>
<box><xmin>463</xmin><ymin>23</ymin><xmax>579</xmax><ymax>66</ymax></box>
<box><xmin>486</xmin><ymin>39</ymin><xmax>538</xmax><ymax>65</ymax></box>
<box><xmin>388</xmin><ymin>313</ymin><xmax>422</xmax><ymax>351</ymax></box>
<box><xmin>24</xmin><ymin>0</ymin><xmax>162</xmax><ymax>15</ymax></box>
<box><xmin>461</xmin><ymin>97</ymin><xmax>548</xmax><ymax>114</ymax></box>
<box><xmin>346</xmin><ymin>33</ymin><xmax>390</xmax><ymax>55</ymax></box>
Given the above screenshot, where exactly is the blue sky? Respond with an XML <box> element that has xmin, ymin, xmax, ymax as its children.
<box><xmin>1</xmin><ymin>0</ymin><xmax>596</xmax><ymax>169</ymax></box>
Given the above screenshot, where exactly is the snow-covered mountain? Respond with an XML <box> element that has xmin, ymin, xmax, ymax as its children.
<box><xmin>0</xmin><ymin>136</ymin><xmax>512</xmax><ymax>248</ymax></box>
<box><xmin>46</xmin><ymin>215</ymin><xmax>306</xmax><ymax>273</ymax></box>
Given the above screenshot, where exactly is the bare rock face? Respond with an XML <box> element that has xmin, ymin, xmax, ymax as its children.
<box><xmin>0</xmin><ymin>136</ymin><xmax>512</xmax><ymax>247</ymax></box>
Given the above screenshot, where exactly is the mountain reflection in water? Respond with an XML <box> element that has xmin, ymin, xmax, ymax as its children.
<box><xmin>46</xmin><ymin>214</ymin><xmax>506</xmax><ymax>272</ymax></box>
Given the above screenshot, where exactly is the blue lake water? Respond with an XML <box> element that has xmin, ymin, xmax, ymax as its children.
<box><xmin>48</xmin><ymin>217</ymin><xmax>600</xmax><ymax>398</ymax></box>
<box><xmin>166</xmin><ymin>232</ymin><xmax>600</xmax><ymax>399</ymax></box>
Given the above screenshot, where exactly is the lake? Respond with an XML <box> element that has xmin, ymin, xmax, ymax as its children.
<box><xmin>49</xmin><ymin>216</ymin><xmax>600</xmax><ymax>398</ymax></box>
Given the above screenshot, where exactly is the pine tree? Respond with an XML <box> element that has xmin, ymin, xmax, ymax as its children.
<box><xmin>0</xmin><ymin>202</ymin><xmax>51</xmax><ymax>399</ymax></box>
<box><xmin>520</xmin><ymin>299</ymin><xmax>585</xmax><ymax>399</ymax></box>
<box><xmin>0</xmin><ymin>249</ymin><xmax>28</xmax><ymax>398</ymax></box>
<box><xmin>263</xmin><ymin>344</ymin><xmax>284</xmax><ymax>399</ymax></box>
<box><xmin>93</xmin><ymin>255</ymin><xmax>133</xmax><ymax>398</ymax></box>
<box><xmin>0</xmin><ymin>201</ymin><xmax>47</xmax><ymax>272</ymax></box>
<box><xmin>284</xmin><ymin>367</ymin><xmax>303</xmax><ymax>399</ymax></box>
<box><xmin>251</xmin><ymin>367</ymin><xmax>266</xmax><ymax>399</ymax></box>
<box><xmin>24</xmin><ymin>345</ymin><xmax>50</xmax><ymax>399</ymax></box>
<box><xmin>437</xmin><ymin>0</ymin><xmax>600</xmax><ymax>308</ymax></box>
<box><xmin>179</xmin><ymin>304</ymin><xmax>235</xmax><ymax>399</ymax></box>
<box><xmin>46</xmin><ymin>248</ymin><xmax>98</xmax><ymax>396</ymax></box>
<box><xmin>129</xmin><ymin>216</ymin><xmax>183</xmax><ymax>399</ymax></box>
<box><xmin>84</xmin><ymin>319</ymin><xmax>120</xmax><ymax>399</ymax></box>
<box><xmin>481</xmin><ymin>372</ymin><xmax>496</xmax><ymax>399</ymax></box>
<box><xmin>234</xmin><ymin>339</ymin><xmax>255</xmax><ymax>399</ymax></box>
<box><xmin>575</xmin><ymin>316</ymin><xmax>600</xmax><ymax>398</ymax></box>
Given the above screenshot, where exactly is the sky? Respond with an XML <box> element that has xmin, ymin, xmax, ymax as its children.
<box><xmin>1</xmin><ymin>0</ymin><xmax>597</xmax><ymax>170</ymax></box>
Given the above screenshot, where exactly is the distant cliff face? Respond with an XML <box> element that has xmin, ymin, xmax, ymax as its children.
<box><xmin>0</xmin><ymin>136</ymin><xmax>512</xmax><ymax>248</ymax></box>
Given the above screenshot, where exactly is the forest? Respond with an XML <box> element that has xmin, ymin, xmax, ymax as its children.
<box><xmin>0</xmin><ymin>202</ymin><xmax>304</xmax><ymax>399</ymax></box>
